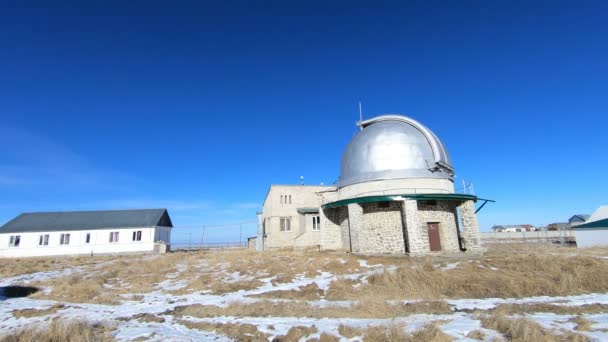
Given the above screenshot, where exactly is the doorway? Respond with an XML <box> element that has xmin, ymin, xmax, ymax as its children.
<box><xmin>427</xmin><ymin>222</ymin><xmax>442</xmax><ymax>251</ymax></box>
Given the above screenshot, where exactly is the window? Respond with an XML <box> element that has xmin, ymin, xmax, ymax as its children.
<box><xmin>312</xmin><ymin>215</ymin><xmax>321</xmax><ymax>231</ymax></box>
<box><xmin>9</xmin><ymin>235</ymin><xmax>21</xmax><ymax>247</ymax></box>
<box><xmin>289</xmin><ymin>195</ymin><xmax>292</xmax><ymax>204</ymax></box>
<box><xmin>39</xmin><ymin>234</ymin><xmax>49</xmax><ymax>246</ymax></box>
<box><xmin>280</xmin><ymin>218</ymin><xmax>291</xmax><ymax>232</ymax></box>
<box><xmin>132</xmin><ymin>230</ymin><xmax>142</xmax><ymax>241</ymax></box>
<box><xmin>280</xmin><ymin>195</ymin><xmax>283</xmax><ymax>204</ymax></box>
<box><xmin>85</xmin><ymin>233</ymin><xmax>91</xmax><ymax>244</ymax></box>
<box><xmin>109</xmin><ymin>232</ymin><xmax>119</xmax><ymax>243</ymax></box>
<box><xmin>60</xmin><ymin>233</ymin><xmax>70</xmax><ymax>245</ymax></box>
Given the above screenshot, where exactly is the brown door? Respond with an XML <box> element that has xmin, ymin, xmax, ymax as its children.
<box><xmin>427</xmin><ymin>223</ymin><xmax>442</xmax><ymax>251</ymax></box>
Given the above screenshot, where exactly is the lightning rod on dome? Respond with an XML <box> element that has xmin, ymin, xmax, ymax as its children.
<box><xmin>358</xmin><ymin>101</ymin><xmax>363</xmax><ymax>130</ymax></box>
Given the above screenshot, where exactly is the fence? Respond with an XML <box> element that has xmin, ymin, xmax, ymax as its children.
<box><xmin>480</xmin><ymin>230</ymin><xmax>577</xmax><ymax>246</ymax></box>
<box><xmin>171</xmin><ymin>241</ymin><xmax>247</xmax><ymax>251</ymax></box>
<box><xmin>169</xmin><ymin>220</ymin><xmax>257</xmax><ymax>251</ymax></box>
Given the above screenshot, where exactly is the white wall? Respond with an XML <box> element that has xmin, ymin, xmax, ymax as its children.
<box><xmin>575</xmin><ymin>229</ymin><xmax>608</xmax><ymax>248</ymax></box>
<box><xmin>0</xmin><ymin>226</ymin><xmax>171</xmax><ymax>258</ymax></box>
<box><xmin>262</xmin><ymin>185</ymin><xmax>332</xmax><ymax>248</ymax></box>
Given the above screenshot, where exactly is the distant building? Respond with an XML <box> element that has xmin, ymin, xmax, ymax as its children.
<box><xmin>491</xmin><ymin>224</ymin><xmax>537</xmax><ymax>232</ymax></box>
<box><xmin>573</xmin><ymin>205</ymin><xmax>608</xmax><ymax>248</ymax></box>
<box><xmin>259</xmin><ymin>114</ymin><xmax>488</xmax><ymax>256</ymax></box>
<box><xmin>569</xmin><ymin>214</ymin><xmax>590</xmax><ymax>226</ymax></box>
<box><xmin>0</xmin><ymin>209</ymin><xmax>173</xmax><ymax>258</ymax></box>
<box><xmin>547</xmin><ymin>222</ymin><xmax>570</xmax><ymax>231</ymax></box>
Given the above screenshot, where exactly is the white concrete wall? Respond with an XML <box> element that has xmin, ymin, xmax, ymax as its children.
<box><xmin>262</xmin><ymin>185</ymin><xmax>333</xmax><ymax>248</ymax></box>
<box><xmin>0</xmin><ymin>226</ymin><xmax>171</xmax><ymax>258</ymax></box>
<box><xmin>337</xmin><ymin>178</ymin><xmax>454</xmax><ymax>200</ymax></box>
<box><xmin>575</xmin><ymin>230</ymin><xmax>608</xmax><ymax>248</ymax></box>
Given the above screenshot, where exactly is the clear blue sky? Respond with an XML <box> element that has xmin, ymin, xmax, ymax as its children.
<box><xmin>1</xmin><ymin>1</ymin><xmax>607</xmax><ymax>243</ymax></box>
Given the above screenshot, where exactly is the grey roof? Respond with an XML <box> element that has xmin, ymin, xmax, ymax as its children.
<box><xmin>569</xmin><ymin>214</ymin><xmax>590</xmax><ymax>222</ymax></box>
<box><xmin>0</xmin><ymin>209</ymin><xmax>173</xmax><ymax>234</ymax></box>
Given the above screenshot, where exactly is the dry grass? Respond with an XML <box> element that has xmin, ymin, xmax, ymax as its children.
<box><xmin>338</xmin><ymin>324</ymin><xmax>364</xmax><ymax>338</ymax></box>
<box><xmin>0</xmin><ymin>319</ymin><xmax>114</xmax><ymax>342</ymax></box>
<box><xmin>362</xmin><ymin>323</ymin><xmax>453</xmax><ymax>342</ymax></box>
<box><xmin>570</xmin><ymin>315</ymin><xmax>593</xmax><ymax>331</ymax></box>
<box><xmin>177</xmin><ymin>320</ymin><xmax>270</xmax><ymax>341</ymax></box>
<box><xmin>18</xmin><ymin>244</ymin><xmax>608</xmax><ymax>308</ymax></box>
<box><xmin>168</xmin><ymin>300</ymin><xmax>452</xmax><ymax>319</ymax></box>
<box><xmin>466</xmin><ymin>330</ymin><xmax>485</xmax><ymax>340</ymax></box>
<box><xmin>274</xmin><ymin>325</ymin><xmax>318</xmax><ymax>341</ymax></box>
<box><xmin>0</xmin><ymin>255</ymin><xmax>118</xmax><ymax>278</ymax></box>
<box><xmin>118</xmin><ymin>313</ymin><xmax>166</xmax><ymax>323</ymax></box>
<box><xmin>250</xmin><ymin>283</ymin><xmax>324</xmax><ymax>300</ymax></box>
<box><xmin>493</xmin><ymin>303</ymin><xmax>608</xmax><ymax>315</ymax></box>
<box><xmin>306</xmin><ymin>333</ymin><xmax>340</xmax><ymax>342</ymax></box>
<box><xmin>480</xmin><ymin>313</ymin><xmax>588</xmax><ymax>342</ymax></box>
<box><xmin>12</xmin><ymin>304</ymin><xmax>65</xmax><ymax>318</ymax></box>
<box><xmin>328</xmin><ymin>247</ymin><xmax>608</xmax><ymax>300</ymax></box>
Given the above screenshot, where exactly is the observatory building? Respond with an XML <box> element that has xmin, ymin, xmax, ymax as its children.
<box><xmin>258</xmin><ymin>114</ymin><xmax>485</xmax><ymax>255</ymax></box>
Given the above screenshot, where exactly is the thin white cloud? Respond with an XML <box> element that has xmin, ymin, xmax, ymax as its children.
<box><xmin>0</xmin><ymin>124</ymin><xmax>134</xmax><ymax>190</ymax></box>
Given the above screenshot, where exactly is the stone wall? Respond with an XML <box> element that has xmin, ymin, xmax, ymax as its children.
<box><xmin>320</xmin><ymin>206</ymin><xmax>348</xmax><ymax>251</ymax></box>
<box><xmin>359</xmin><ymin>202</ymin><xmax>407</xmax><ymax>254</ymax></box>
<box><xmin>417</xmin><ymin>200</ymin><xmax>461</xmax><ymax>253</ymax></box>
<box><xmin>401</xmin><ymin>199</ymin><xmax>428</xmax><ymax>255</ymax></box>
<box><xmin>345</xmin><ymin>202</ymin><xmax>406</xmax><ymax>254</ymax></box>
<box><xmin>458</xmin><ymin>200</ymin><xmax>482</xmax><ymax>253</ymax></box>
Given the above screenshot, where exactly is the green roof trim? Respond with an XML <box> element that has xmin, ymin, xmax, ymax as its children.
<box><xmin>297</xmin><ymin>207</ymin><xmax>320</xmax><ymax>214</ymax></box>
<box><xmin>322</xmin><ymin>193</ymin><xmax>482</xmax><ymax>209</ymax></box>
<box><xmin>572</xmin><ymin>218</ymin><xmax>608</xmax><ymax>230</ymax></box>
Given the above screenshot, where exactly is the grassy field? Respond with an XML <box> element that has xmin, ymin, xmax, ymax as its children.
<box><xmin>2</xmin><ymin>244</ymin><xmax>608</xmax><ymax>341</ymax></box>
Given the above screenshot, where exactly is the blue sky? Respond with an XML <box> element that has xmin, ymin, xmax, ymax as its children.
<box><xmin>1</xmin><ymin>1</ymin><xmax>607</xmax><ymax>243</ymax></box>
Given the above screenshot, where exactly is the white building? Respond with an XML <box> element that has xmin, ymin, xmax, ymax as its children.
<box><xmin>573</xmin><ymin>205</ymin><xmax>608</xmax><ymax>248</ymax></box>
<box><xmin>0</xmin><ymin>209</ymin><xmax>173</xmax><ymax>258</ymax></box>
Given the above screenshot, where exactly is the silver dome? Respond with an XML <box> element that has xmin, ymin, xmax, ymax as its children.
<box><xmin>338</xmin><ymin>115</ymin><xmax>454</xmax><ymax>188</ymax></box>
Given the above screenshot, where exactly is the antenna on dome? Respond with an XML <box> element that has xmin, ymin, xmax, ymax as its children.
<box><xmin>358</xmin><ymin>101</ymin><xmax>363</xmax><ymax>130</ymax></box>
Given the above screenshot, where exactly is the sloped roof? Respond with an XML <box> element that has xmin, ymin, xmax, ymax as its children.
<box><xmin>569</xmin><ymin>214</ymin><xmax>590</xmax><ymax>222</ymax></box>
<box><xmin>0</xmin><ymin>209</ymin><xmax>173</xmax><ymax>234</ymax></box>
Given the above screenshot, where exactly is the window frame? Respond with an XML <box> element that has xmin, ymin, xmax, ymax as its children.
<box><xmin>9</xmin><ymin>235</ymin><xmax>21</xmax><ymax>247</ymax></box>
<box><xmin>132</xmin><ymin>230</ymin><xmax>142</xmax><ymax>241</ymax></box>
<box><xmin>280</xmin><ymin>217</ymin><xmax>291</xmax><ymax>232</ymax></box>
<box><xmin>60</xmin><ymin>233</ymin><xmax>70</xmax><ymax>245</ymax></box>
<box><xmin>109</xmin><ymin>231</ymin><xmax>120</xmax><ymax>243</ymax></box>
<box><xmin>312</xmin><ymin>215</ymin><xmax>321</xmax><ymax>231</ymax></box>
<box><xmin>39</xmin><ymin>234</ymin><xmax>50</xmax><ymax>246</ymax></box>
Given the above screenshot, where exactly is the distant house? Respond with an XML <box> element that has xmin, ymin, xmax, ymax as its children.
<box><xmin>491</xmin><ymin>224</ymin><xmax>537</xmax><ymax>232</ymax></box>
<box><xmin>573</xmin><ymin>205</ymin><xmax>608</xmax><ymax>248</ymax></box>
<box><xmin>547</xmin><ymin>222</ymin><xmax>571</xmax><ymax>231</ymax></box>
<box><xmin>0</xmin><ymin>209</ymin><xmax>173</xmax><ymax>258</ymax></box>
<box><xmin>569</xmin><ymin>214</ymin><xmax>590</xmax><ymax>227</ymax></box>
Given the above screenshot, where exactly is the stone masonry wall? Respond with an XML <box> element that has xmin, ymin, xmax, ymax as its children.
<box><xmin>417</xmin><ymin>200</ymin><xmax>461</xmax><ymax>253</ymax></box>
<box><xmin>347</xmin><ymin>202</ymin><xmax>406</xmax><ymax>255</ymax></box>
<box><xmin>458</xmin><ymin>200</ymin><xmax>482</xmax><ymax>253</ymax></box>
<box><xmin>401</xmin><ymin>199</ymin><xmax>429</xmax><ymax>255</ymax></box>
<box><xmin>320</xmin><ymin>206</ymin><xmax>348</xmax><ymax>251</ymax></box>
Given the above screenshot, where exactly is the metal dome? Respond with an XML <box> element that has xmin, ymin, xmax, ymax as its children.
<box><xmin>338</xmin><ymin>115</ymin><xmax>454</xmax><ymax>188</ymax></box>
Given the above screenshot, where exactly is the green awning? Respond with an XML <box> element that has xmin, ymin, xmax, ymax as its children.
<box><xmin>322</xmin><ymin>193</ymin><xmax>482</xmax><ymax>209</ymax></box>
<box><xmin>297</xmin><ymin>207</ymin><xmax>320</xmax><ymax>214</ymax></box>
<box><xmin>573</xmin><ymin>218</ymin><xmax>608</xmax><ymax>230</ymax></box>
